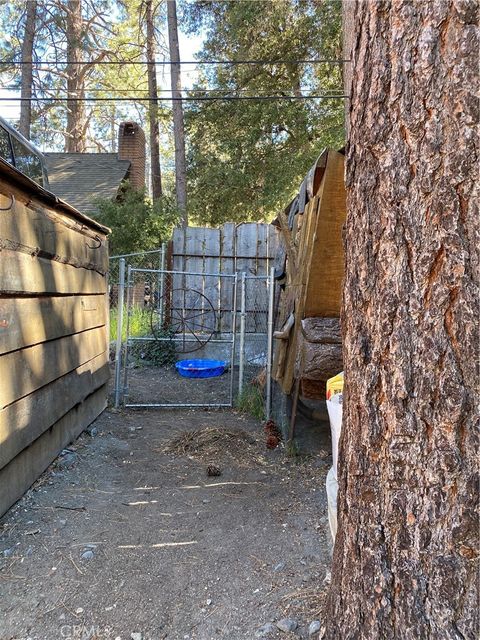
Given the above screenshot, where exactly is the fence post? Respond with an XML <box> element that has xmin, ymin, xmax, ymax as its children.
<box><xmin>114</xmin><ymin>257</ymin><xmax>126</xmax><ymax>408</ymax></box>
<box><xmin>266</xmin><ymin>266</ymin><xmax>275</xmax><ymax>420</ymax></box>
<box><xmin>238</xmin><ymin>272</ymin><xmax>246</xmax><ymax>396</ymax></box>
<box><xmin>121</xmin><ymin>264</ymin><xmax>133</xmax><ymax>405</ymax></box>
<box><xmin>229</xmin><ymin>272</ymin><xmax>238</xmax><ymax>407</ymax></box>
<box><xmin>158</xmin><ymin>244</ymin><xmax>166</xmax><ymax>326</ymax></box>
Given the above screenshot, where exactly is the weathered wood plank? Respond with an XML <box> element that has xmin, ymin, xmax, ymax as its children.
<box><xmin>236</xmin><ymin>223</ymin><xmax>261</xmax><ymax>259</ymax></box>
<box><xmin>0</xmin><ymin>249</ymin><xmax>107</xmax><ymax>295</ymax></box>
<box><xmin>0</xmin><ymin>352</ymin><xmax>109</xmax><ymax>470</ymax></box>
<box><xmin>172</xmin><ymin>227</ymin><xmax>185</xmax><ymax>272</ymax></box>
<box><xmin>185</xmin><ymin>227</ymin><xmax>206</xmax><ymax>314</ymax></box>
<box><xmin>0</xmin><ymin>325</ymin><xmax>106</xmax><ymax>408</ymax></box>
<box><xmin>0</xmin><ymin>384</ymin><xmax>107</xmax><ymax>518</ymax></box>
<box><xmin>204</xmin><ymin>228</ymin><xmax>221</xmax><ymax>332</ymax></box>
<box><xmin>0</xmin><ymin>160</ymin><xmax>109</xmax><ymax>236</ymax></box>
<box><xmin>0</xmin><ymin>189</ymin><xmax>108</xmax><ymax>273</ymax></box>
<box><xmin>0</xmin><ymin>294</ymin><xmax>106</xmax><ymax>355</ymax></box>
<box><xmin>220</xmin><ymin>223</ymin><xmax>235</xmax><ymax>332</ymax></box>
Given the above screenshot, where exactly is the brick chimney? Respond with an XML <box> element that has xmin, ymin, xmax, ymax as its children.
<box><xmin>118</xmin><ymin>121</ymin><xmax>146</xmax><ymax>191</ymax></box>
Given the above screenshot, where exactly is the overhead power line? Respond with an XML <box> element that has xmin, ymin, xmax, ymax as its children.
<box><xmin>0</xmin><ymin>58</ymin><xmax>350</xmax><ymax>66</ymax></box>
<box><xmin>0</xmin><ymin>86</ymin><xmax>344</xmax><ymax>94</ymax></box>
<box><xmin>0</xmin><ymin>95</ymin><xmax>347</xmax><ymax>102</ymax></box>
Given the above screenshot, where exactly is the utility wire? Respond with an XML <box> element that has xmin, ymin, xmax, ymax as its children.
<box><xmin>0</xmin><ymin>95</ymin><xmax>347</xmax><ymax>102</ymax></box>
<box><xmin>0</xmin><ymin>86</ymin><xmax>344</xmax><ymax>94</ymax></box>
<box><xmin>0</xmin><ymin>58</ymin><xmax>350</xmax><ymax>66</ymax></box>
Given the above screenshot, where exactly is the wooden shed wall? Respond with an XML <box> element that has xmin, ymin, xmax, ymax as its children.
<box><xmin>0</xmin><ymin>160</ymin><xmax>109</xmax><ymax>517</ymax></box>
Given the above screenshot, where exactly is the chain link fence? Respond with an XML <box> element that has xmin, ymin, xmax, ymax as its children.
<box><xmin>109</xmin><ymin>247</ymin><xmax>166</xmax><ymax>306</ymax></box>
<box><xmin>111</xmin><ymin>254</ymin><xmax>275</xmax><ymax>415</ymax></box>
<box><xmin>119</xmin><ymin>267</ymin><xmax>238</xmax><ymax>408</ymax></box>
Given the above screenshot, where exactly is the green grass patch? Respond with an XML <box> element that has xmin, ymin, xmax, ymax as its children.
<box><xmin>236</xmin><ymin>383</ymin><xmax>265</xmax><ymax>421</ymax></box>
<box><xmin>110</xmin><ymin>305</ymin><xmax>151</xmax><ymax>342</ymax></box>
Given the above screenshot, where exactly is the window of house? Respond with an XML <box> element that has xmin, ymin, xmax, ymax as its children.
<box><xmin>0</xmin><ymin>125</ymin><xmax>13</xmax><ymax>165</ymax></box>
<box><xmin>11</xmin><ymin>135</ymin><xmax>44</xmax><ymax>186</ymax></box>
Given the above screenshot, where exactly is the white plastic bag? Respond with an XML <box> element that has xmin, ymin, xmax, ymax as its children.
<box><xmin>326</xmin><ymin>392</ymin><xmax>343</xmax><ymax>479</ymax></box>
<box><xmin>326</xmin><ymin>466</ymin><xmax>338</xmax><ymax>543</ymax></box>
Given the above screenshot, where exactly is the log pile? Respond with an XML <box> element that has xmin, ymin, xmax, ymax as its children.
<box><xmin>272</xmin><ymin>148</ymin><xmax>346</xmax><ymax>400</ymax></box>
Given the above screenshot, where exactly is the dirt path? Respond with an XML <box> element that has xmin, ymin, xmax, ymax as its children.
<box><xmin>0</xmin><ymin>407</ymin><xmax>332</xmax><ymax>640</ymax></box>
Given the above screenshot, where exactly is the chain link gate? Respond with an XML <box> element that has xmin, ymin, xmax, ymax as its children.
<box><xmin>112</xmin><ymin>259</ymin><xmax>274</xmax><ymax>414</ymax></box>
<box><xmin>117</xmin><ymin>266</ymin><xmax>238</xmax><ymax>408</ymax></box>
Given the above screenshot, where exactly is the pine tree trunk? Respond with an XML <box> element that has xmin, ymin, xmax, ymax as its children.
<box><xmin>145</xmin><ymin>0</ymin><xmax>162</xmax><ymax>200</ymax></box>
<box><xmin>65</xmin><ymin>0</ymin><xmax>87</xmax><ymax>152</ymax></box>
<box><xmin>326</xmin><ymin>2</ymin><xmax>479</xmax><ymax>639</ymax></box>
<box><xmin>167</xmin><ymin>0</ymin><xmax>187</xmax><ymax>226</ymax></box>
<box><xmin>19</xmin><ymin>0</ymin><xmax>37</xmax><ymax>140</ymax></box>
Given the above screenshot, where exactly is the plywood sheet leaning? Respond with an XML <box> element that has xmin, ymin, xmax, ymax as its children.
<box><xmin>303</xmin><ymin>149</ymin><xmax>346</xmax><ymax>317</ymax></box>
<box><xmin>271</xmin><ymin>149</ymin><xmax>346</xmax><ymax>397</ymax></box>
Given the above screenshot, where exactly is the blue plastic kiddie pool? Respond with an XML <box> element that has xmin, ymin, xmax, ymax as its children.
<box><xmin>175</xmin><ymin>359</ymin><xmax>227</xmax><ymax>378</ymax></box>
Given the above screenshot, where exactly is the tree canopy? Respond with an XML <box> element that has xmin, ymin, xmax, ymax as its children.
<box><xmin>183</xmin><ymin>0</ymin><xmax>344</xmax><ymax>224</ymax></box>
<box><xmin>94</xmin><ymin>182</ymin><xmax>178</xmax><ymax>255</ymax></box>
<box><xmin>0</xmin><ymin>0</ymin><xmax>345</xmax><ymax>227</ymax></box>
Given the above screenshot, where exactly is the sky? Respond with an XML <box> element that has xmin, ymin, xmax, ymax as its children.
<box><xmin>0</xmin><ymin>27</ymin><xmax>204</xmax><ymax>149</ymax></box>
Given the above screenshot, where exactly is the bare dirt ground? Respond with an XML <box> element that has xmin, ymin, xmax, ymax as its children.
<box><xmin>0</xmin><ymin>379</ymin><xmax>333</xmax><ymax>640</ymax></box>
<box><xmin>125</xmin><ymin>365</ymin><xmax>232</xmax><ymax>406</ymax></box>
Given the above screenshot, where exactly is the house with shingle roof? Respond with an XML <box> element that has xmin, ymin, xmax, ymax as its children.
<box><xmin>45</xmin><ymin>122</ymin><xmax>146</xmax><ymax>215</ymax></box>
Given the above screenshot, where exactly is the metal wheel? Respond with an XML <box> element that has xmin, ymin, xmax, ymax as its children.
<box><xmin>150</xmin><ymin>287</ymin><xmax>217</xmax><ymax>354</ymax></box>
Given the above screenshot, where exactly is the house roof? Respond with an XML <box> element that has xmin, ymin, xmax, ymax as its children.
<box><xmin>0</xmin><ymin>157</ymin><xmax>110</xmax><ymax>235</ymax></box>
<box><xmin>45</xmin><ymin>152</ymin><xmax>130</xmax><ymax>214</ymax></box>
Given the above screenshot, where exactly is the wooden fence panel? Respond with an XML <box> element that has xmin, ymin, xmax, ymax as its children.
<box><xmin>220</xmin><ymin>223</ymin><xmax>235</xmax><ymax>332</ymax></box>
<box><xmin>166</xmin><ymin>223</ymin><xmax>275</xmax><ymax>335</ymax></box>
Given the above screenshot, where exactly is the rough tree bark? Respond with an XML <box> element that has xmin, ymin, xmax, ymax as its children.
<box><xmin>145</xmin><ymin>0</ymin><xmax>162</xmax><ymax>200</ymax></box>
<box><xmin>167</xmin><ymin>0</ymin><xmax>187</xmax><ymax>226</ymax></box>
<box><xmin>19</xmin><ymin>0</ymin><xmax>37</xmax><ymax>139</ymax></box>
<box><xmin>326</xmin><ymin>2</ymin><xmax>479</xmax><ymax>639</ymax></box>
<box><xmin>65</xmin><ymin>0</ymin><xmax>87</xmax><ymax>152</ymax></box>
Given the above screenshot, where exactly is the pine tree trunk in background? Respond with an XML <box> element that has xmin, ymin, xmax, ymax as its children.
<box><xmin>145</xmin><ymin>0</ymin><xmax>162</xmax><ymax>200</ymax></box>
<box><xmin>167</xmin><ymin>0</ymin><xmax>187</xmax><ymax>226</ymax></box>
<box><xmin>65</xmin><ymin>0</ymin><xmax>87</xmax><ymax>152</ymax></box>
<box><xmin>19</xmin><ymin>0</ymin><xmax>37</xmax><ymax>139</ymax></box>
<box><xmin>326</xmin><ymin>2</ymin><xmax>479</xmax><ymax>639</ymax></box>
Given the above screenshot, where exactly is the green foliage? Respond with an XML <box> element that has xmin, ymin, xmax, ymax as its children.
<box><xmin>109</xmin><ymin>304</ymin><xmax>151</xmax><ymax>342</ymax></box>
<box><xmin>236</xmin><ymin>383</ymin><xmax>265</xmax><ymax>421</ymax></box>
<box><xmin>109</xmin><ymin>304</ymin><xmax>176</xmax><ymax>366</ymax></box>
<box><xmin>183</xmin><ymin>0</ymin><xmax>345</xmax><ymax>225</ymax></box>
<box><xmin>129</xmin><ymin>331</ymin><xmax>177</xmax><ymax>367</ymax></box>
<box><xmin>94</xmin><ymin>182</ymin><xmax>179</xmax><ymax>255</ymax></box>
<box><xmin>0</xmin><ymin>0</ymin><xmax>345</xmax><ymax>227</ymax></box>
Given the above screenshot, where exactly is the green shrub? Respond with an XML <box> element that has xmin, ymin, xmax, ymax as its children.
<box><xmin>129</xmin><ymin>329</ymin><xmax>177</xmax><ymax>367</ymax></box>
